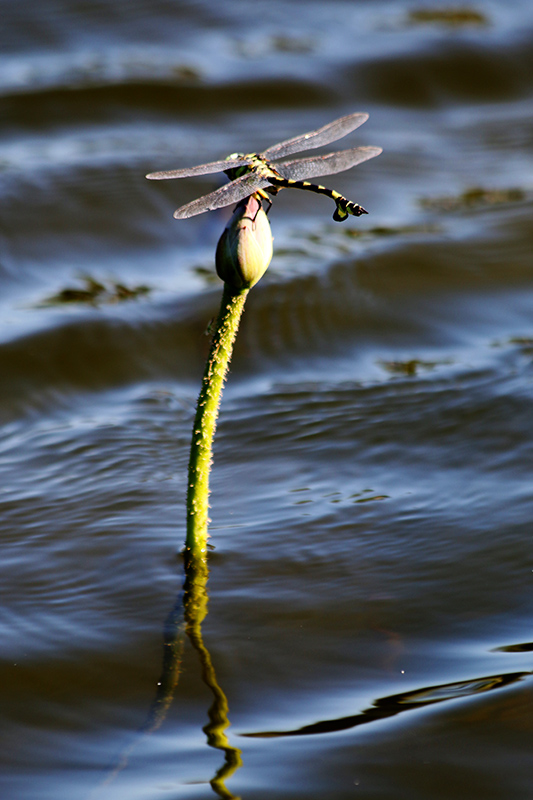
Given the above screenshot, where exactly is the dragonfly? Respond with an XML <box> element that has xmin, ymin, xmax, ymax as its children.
<box><xmin>146</xmin><ymin>112</ymin><xmax>381</xmax><ymax>222</ymax></box>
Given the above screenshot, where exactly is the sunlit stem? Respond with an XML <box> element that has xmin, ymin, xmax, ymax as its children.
<box><xmin>186</xmin><ymin>194</ymin><xmax>272</xmax><ymax>562</ymax></box>
<box><xmin>185</xmin><ymin>286</ymin><xmax>249</xmax><ymax>561</ymax></box>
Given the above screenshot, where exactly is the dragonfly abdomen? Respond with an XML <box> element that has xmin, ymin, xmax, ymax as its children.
<box><xmin>266</xmin><ymin>176</ymin><xmax>367</xmax><ymax>221</ymax></box>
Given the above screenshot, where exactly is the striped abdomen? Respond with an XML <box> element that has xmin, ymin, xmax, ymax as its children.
<box><xmin>266</xmin><ymin>175</ymin><xmax>367</xmax><ymax>222</ymax></box>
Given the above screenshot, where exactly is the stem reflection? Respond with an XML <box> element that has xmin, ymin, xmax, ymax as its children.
<box><xmin>184</xmin><ymin>556</ymin><xmax>243</xmax><ymax>799</ymax></box>
<box><xmin>97</xmin><ymin>555</ymin><xmax>241</xmax><ymax>799</ymax></box>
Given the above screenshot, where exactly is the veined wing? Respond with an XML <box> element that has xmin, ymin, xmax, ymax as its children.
<box><xmin>173</xmin><ymin>172</ymin><xmax>271</xmax><ymax>219</ymax></box>
<box><xmin>146</xmin><ymin>157</ymin><xmax>250</xmax><ymax>180</ymax></box>
<box><xmin>274</xmin><ymin>146</ymin><xmax>382</xmax><ymax>181</ymax></box>
<box><xmin>261</xmin><ymin>112</ymin><xmax>369</xmax><ymax>161</ymax></box>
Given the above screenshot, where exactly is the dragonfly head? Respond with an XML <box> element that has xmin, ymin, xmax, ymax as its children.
<box><xmin>224</xmin><ymin>153</ymin><xmax>253</xmax><ymax>182</ymax></box>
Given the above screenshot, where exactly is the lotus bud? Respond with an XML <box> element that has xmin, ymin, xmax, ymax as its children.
<box><xmin>215</xmin><ymin>195</ymin><xmax>273</xmax><ymax>291</ymax></box>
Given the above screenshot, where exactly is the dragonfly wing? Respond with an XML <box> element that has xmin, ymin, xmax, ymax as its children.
<box><xmin>146</xmin><ymin>158</ymin><xmax>248</xmax><ymax>180</ymax></box>
<box><xmin>173</xmin><ymin>172</ymin><xmax>271</xmax><ymax>218</ymax></box>
<box><xmin>261</xmin><ymin>112</ymin><xmax>369</xmax><ymax>160</ymax></box>
<box><xmin>274</xmin><ymin>146</ymin><xmax>382</xmax><ymax>181</ymax></box>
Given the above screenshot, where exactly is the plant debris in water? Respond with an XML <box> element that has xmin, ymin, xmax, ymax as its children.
<box><xmin>234</xmin><ymin>34</ymin><xmax>314</xmax><ymax>57</ymax></box>
<box><xmin>508</xmin><ymin>336</ymin><xmax>533</xmax><ymax>356</ymax></box>
<box><xmin>340</xmin><ymin>223</ymin><xmax>441</xmax><ymax>239</ymax></box>
<box><xmin>352</xmin><ymin>494</ymin><xmax>389</xmax><ymax>504</ymax></box>
<box><xmin>42</xmin><ymin>277</ymin><xmax>150</xmax><ymax>306</ymax></box>
<box><xmin>269</xmin><ymin>35</ymin><xmax>315</xmax><ymax>53</ymax></box>
<box><xmin>193</xmin><ymin>265</ymin><xmax>222</xmax><ymax>285</ymax></box>
<box><xmin>509</xmin><ymin>336</ymin><xmax>533</xmax><ymax>346</ymax></box>
<box><xmin>407</xmin><ymin>8</ymin><xmax>489</xmax><ymax>27</ymax></box>
<box><xmin>420</xmin><ymin>186</ymin><xmax>525</xmax><ymax>212</ymax></box>
<box><xmin>170</xmin><ymin>64</ymin><xmax>202</xmax><ymax>81</ymax></box>
<box><xmin>379</xmin><ymin>358</ymin><xmax>445</xmax><ymax>376</ymax></box>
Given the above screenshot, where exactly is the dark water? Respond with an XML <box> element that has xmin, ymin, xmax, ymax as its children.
<box><xmin>1</xmin><ymin>1</ymin><xmax>533</xmax><ymax>798</ymax></box>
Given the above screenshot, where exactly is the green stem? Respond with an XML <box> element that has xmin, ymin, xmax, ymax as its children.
<box><xmin>185</xmin><ymin>285</ymin><xmax>249</xmax><ymax>561</ymax></box>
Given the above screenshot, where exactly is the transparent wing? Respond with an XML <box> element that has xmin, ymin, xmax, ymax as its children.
<box><xmin>261</xmin><ymin>112</ymin><xmax>369</xmax><ymax>160</ymax></box>
<box><xmin>173</xmin><ymin>173</ymin><xmax>271</xmax><ymax>219</ymax></box>
<box><xmin>274</xmin><ymin>146</ymin><xmax>382</xmax><ymax>181</ymax></box>
<box><xmin>146</xmin><ymin>158</ymin><xmax>249</xmax><ymax>180</ymax></box>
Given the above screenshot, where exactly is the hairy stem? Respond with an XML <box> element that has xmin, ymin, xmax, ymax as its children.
<box><xmin>185</xmin><ymin>285</ymin><xmax>249</xmax><ymax>562</ymax></box>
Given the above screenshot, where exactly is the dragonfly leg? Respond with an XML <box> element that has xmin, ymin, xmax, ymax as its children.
<box><xmin>253</xmin><ymin>189</ymin><xmax>275</xmax><ymax>218</ymax></box>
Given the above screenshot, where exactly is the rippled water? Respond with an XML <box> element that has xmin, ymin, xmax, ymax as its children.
<box><xmin>1</xmin><ymin>1</ymin><xmax>533</xmax><ymax>798</ymax></box>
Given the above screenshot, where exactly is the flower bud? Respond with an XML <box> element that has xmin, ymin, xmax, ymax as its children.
<box><xmin>215</xmin><ymin>195</ymin><xmax>273</xmax><ymax>291</ymax></box>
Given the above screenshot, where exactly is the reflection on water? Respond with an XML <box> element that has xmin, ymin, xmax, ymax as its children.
<box><xmin>99</xmin><ymin>556</ymin><xmax>242</xmax><ymax>800</ymax></box>
<box><xmin>244</xmin><ymin>670</ymin><xmax>533</xmax><ymax>738</ymax></box>
<box><xmin>494</xmin><ymin>642</ymin><xmax>533</xmax><ymax>653</ymax></box>
<box><xmin>2</xmin><ymin>0</ymin><xmax>533</xmax><ymax>797</ymax></box>
<box><xmin>183</xmin><ymin>560</ymin><xmax>243</xmax><ymax>800</ymax></box>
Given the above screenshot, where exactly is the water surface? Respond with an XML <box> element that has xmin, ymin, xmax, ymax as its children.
<box><xmin>1</xmin><ymin>1</ymin><xmax>533</xmax><ymax>798</ymax></box>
